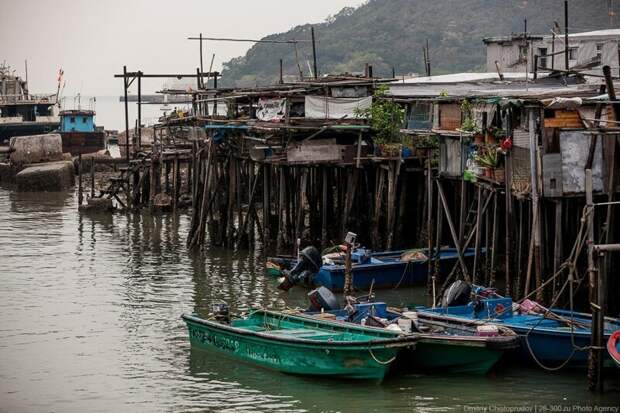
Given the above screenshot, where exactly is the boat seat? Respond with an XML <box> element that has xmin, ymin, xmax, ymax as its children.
<box><xmin>263</xmin><ymin>328</ymin><xmax>347</xmax><ymax>341</ymax></box>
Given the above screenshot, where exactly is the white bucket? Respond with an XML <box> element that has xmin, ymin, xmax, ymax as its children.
<box><xmin>386</xmin><ymin>323</ymin><xmax>403</xmax><ymax>333</ymax></box>
<box><xmin>397</xmin><ymin>318</ymin><xmax>412</xmax><ymax>333</ymax></box>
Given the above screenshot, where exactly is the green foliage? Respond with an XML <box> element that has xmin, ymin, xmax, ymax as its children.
<box><xmin>459</xmin><ymin>99</ymin><xmax>480</xmax><ymax>134</ymax></box>
<box><xmin>219</xmin><ymin>0</ymin><xmax>612</xmax><ymax>87</ymax></box>
<box><xmin>475</xmin><ymin>147</ymin><xmax>499</xmax><ymax>168</ymax></box>
<box><xmin>355</xmin><ymin>85</ymin><xmax>405</xmax><ymax>144</ymax></box>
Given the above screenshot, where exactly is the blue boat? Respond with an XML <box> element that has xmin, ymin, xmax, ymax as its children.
<box><xmin>268</xmin><ymin>247</ymin><xmax>479</xmax><ymax>291</ymax></box>
<box><xmin>415</xmin><ymin>284</ymin><xmax>620</xmax><ymax>369</ymax></box>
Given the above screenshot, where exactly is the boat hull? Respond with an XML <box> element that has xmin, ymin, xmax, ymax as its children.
<box><xmin>302</xmin><ymin>302</ymin><xmax>517</xmax><ymax>375</ymax></box>
<box><xmin>607</xmin><ymin>331</ymin><xmax>620</xmax><ymax>368</ymax></box>
<box><xmin>403</xmin><ymin>337</ymin><xmax>504</xmax><ymax>374</ymax></box>
<box><xmin>182</xmin><ymin>312</ymin><xmax>407</xmax><ymax>380</ymax></box>
<box><xmin>417</xmin><ymin>307</ymin><xmax>620</xmax><ymax>369</ymax></box>
<box><xmin>314</xmin><ymin>248</ymin><xmax>473</xmax><ymax>291</ymax></box>
<box><xmin>60</xmin><ymin>131</ymin><xmax>105</xmax><ymax>155</ymax></box>
<box><xmin>0</xmin><ymin>122</ymin><xmax>59</xmax><ymax>144</ymax></box>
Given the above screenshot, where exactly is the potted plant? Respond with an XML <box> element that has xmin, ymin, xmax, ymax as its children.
<box><xmin>486</xmin><ymin>126</ymin><xmax>506</xmax><ymax>145</ymax></box>
<box><xmin>355</xmin><ymin>85</ymin><xmax>406</xmax><ymax>158</ymax></box>
<box><xmin>474</xmin><ymin>147</ymin><xmax>499</xmax><ymax>179</ymax></box>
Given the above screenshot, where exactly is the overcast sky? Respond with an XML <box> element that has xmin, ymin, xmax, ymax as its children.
<box><xmin>1</xmin><ymin>0</ymin><xmax>364</xmax><ymax>96</ymax></box>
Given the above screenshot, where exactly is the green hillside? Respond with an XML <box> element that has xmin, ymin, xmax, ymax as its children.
<box><xmin>220</xmin><ymin>0</ymin><xmax>617</xmax><ymax>87</ymax></box>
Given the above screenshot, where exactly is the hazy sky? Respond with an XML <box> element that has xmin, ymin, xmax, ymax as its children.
<box><xmin>1</xmin><ymin>0</ymin><xmax>364</xmax><ymax>96</ymax></box>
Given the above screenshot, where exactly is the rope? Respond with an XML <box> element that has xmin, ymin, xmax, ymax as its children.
<box><xmin>368</xmin><ymin>347</ymin><xmax>397</xmax><ymax>365</ymax></box>
<box><xmin>392</xmin><ymin>260</ymin><xmax>411</xmax><ymax>290</ymax></box>
<box><xmin>524</xmin><ymin>333</ymin><xmax>576</xmax><ymax>371</ymax></box>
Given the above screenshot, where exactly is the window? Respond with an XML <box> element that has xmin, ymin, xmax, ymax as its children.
<box><xmin>519</xmin><ymin>45</ymin><xmax>529</xmax><ymax>60</ymax></box>
<box><xmin>596</xmin><ymin>43</ymin><xmax>604</xmax><ymax>60</ymax></box>
<box><xmin>568</xmin><ymin>47</ymin><xmax>578</xmax><ymax>60</ymax></box>
<box><xmin>82</xmin><ymin>117</ymin><xmax>87</xmax><ymax>123</ymax></box>
<box><xmin>538</xmin><ymin>47</ymin><xmax>548</xmax><ymax>68</ymax></box>
<box><xmin>70</xmin><ymin>117</ymin><xmax>75</xmax><ymax>123</ymax></box>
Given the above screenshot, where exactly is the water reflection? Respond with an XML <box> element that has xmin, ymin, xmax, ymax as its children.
<box><xmin>1</xmin><ymin>187</ymin><xmax>619</xmax><ymax>412</ymax></box>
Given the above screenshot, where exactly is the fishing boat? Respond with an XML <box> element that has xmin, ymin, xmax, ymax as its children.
<box><xmin>181</xmin><ymin>308</ymin><xmax>415</xmax><ymax>381</ymax></box>
<box><xmin>268</xmin><ymin>246</ymin><xmax>480</xmax><ymax>291</ymax></box>
<box><xmin>415</xmin><ymin>282</ymin><xmax>620</xmax><ymax>369</ymax></box>
<box><xmin>607</xmin><ymin>331</ymin><xmax>620</xmax><ymax>368</ymax></box>
<box><xmin>302</xmin><ymin>294</ymin><xmax>518</xmax><ymax>375</ymax></box>
<box><xmin>0</xmin><ymin>64</ymin><xmax>59</xmax><ymax>145</ymax></box>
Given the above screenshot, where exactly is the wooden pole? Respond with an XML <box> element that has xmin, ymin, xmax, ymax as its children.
<box><xmin>123</xmin><ymin>66</ymin><xmax>130</xmax><ymax>163</ymax></box>
<box><xmin>279</xmin><ymin>59</ymin><xmax>284</xmax><ymax>85</ymax></box>
<box><xmin>263</xmin><ymin>163</ymin><xmax>271</xmax><ymax>247</ymax></box>
<box><xmin>426</xmin><ymin>150</ymin><xmax>434</xmax><ymax>303</ymax></box>
<box><xmin>172</xmin><ymin>155</ymin><xmax>179</xmax><ymax>213</ymax></box>
<box><xmin>311</xmin><ymin>26</ymin><xmax>318</xmax><ymax>79</ymax></box>
<box><xmin>490</xmin><ymin>191</ymin><xmax>498</xmax><ymax>287</ymax></box>
<box><xmin>90</xmin><ymin>157</ymin><xmax>95</xmax><ymax>198</ymax></box>
<box><xmin>437</xmin><ymin>180</ymin><xmax>471</xmax><ymax>282</ymax></box>
<box><xmin>137</xmin><ymin>72</ymin><xmax>142</xmax><ymax>151</ymax></box>
<box><xmin>199</xmin><ymin>33</ymin><xmax>204</xmax><ymax>88</ymax></box>
<box><xmin>321</xmin><ymin>167</ymin><xmax>328</xmax><ymax>246</ymax></box>
<box><xmin>472</xmin><ymin>186</ymin><xmax>483</xmax><ymax>283</ymax></box>
<box><xmin>78</xmin><ymin>153</ymin><xmax>83</xmax><ymax>206</ymax></box>
<box><xmin>505</xmin><ymin>150</ymin><xmax>514</xmax><ymax>295</ymax></box>
<box><xmin>585</xmin><ymin>169</ymin><xmax>603</xmax><ymax>391</ymax></box>
<box><xmin>343</xmin><ymin>241</ymin><xmax>353</xmax><ymax>297</ymax></box>
<box><xmin>564</xmin><ymin>1</ymin><xmax>569</xmax><ymax>72</ymax></box>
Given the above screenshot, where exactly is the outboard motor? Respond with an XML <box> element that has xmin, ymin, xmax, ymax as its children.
<box><xmin>212</xmin><ymin>302</ymin><xmax>230</xmax><ymax>324</ymax></box>
<box><xmin>440</xmin><ymin>280</ymin><xmax>472</xmax><ymax>308</ymax></box>
<box><xmin>278</xmin><ymin>246</ymin><xmax>322</xmax><ymax>291</ymax></box>
<box><xmin>307</xmin><ymin>286</ymin><xmax>339</xmax><ymax>312</ymax></box>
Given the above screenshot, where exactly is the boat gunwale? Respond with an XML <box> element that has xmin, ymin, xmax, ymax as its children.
<box><xmin>415</xmin><ymin>309</ymin><xmax>619</xmax><ymax>338</ymax></box>
<box><xmin>607</xmin><ymin>331</ymin><xmax>620</xmax><ymax>365</ymax></box>
<box><xmin>296</xmin><ymin>311</ymin><xmax>518</xmax><ymax>349</ymax></box>
<box><xmin>182</xmin><ymin>311</ymin><xmax>417</xmax><ymax>348</ymax></box>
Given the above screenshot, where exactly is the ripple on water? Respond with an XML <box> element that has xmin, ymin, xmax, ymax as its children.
<box><xmin>1</xmin><ymin>188</ymin><xmax>619</xmax><ymax>412</ymax></box>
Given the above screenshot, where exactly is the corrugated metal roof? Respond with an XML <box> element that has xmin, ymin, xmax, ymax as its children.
<box><xmin>393</xmin><ymin>72</ymin><xmax>532</xmax><ymax>84</ymax></box>
<box><xmin>388</xmin><ymin>73</ymin><xmax>599</xmax><ymax>99</ymax></box>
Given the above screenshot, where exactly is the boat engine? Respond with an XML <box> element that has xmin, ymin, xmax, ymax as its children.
<box><xmin>278</xmin><ymin>246</ymin><xmax>321</xmax><ymax>291</ymax></box>
<box><xmin>212</xmin><ymin>302</ymin><xmax>230</xmax><ymax>323</ymax></box>
<box><xmin>440</xmin><ymin>280</ymin><xmax>472</xmax><ymax>307</ymax></box>
<box><xmin>307</xmin><ymin>286</ymin><xmax>339</xmax><ymax>312</ymax></box>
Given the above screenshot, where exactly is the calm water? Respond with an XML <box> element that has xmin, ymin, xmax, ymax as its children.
<box><xmin>0</xmin><ymin>188</ymin><xmax>619</xmax><ymax>412</ymax></box>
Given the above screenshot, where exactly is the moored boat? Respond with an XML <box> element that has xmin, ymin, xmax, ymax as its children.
<box><xmin>415</xmin><ymin>283</ymin><xmax>620</xmax><ymax>369</ymax></box>
<box><xmin>301</xmin><ymin>291</ymin><xmax>518</xmax><ymax>375</ymax></box>
<box><xmin>268</xmin><ymin>246</ymin><xmax>479</xmax><ymax>291</ymax></box>
<box><xmin>182</xmin><ymin>309</ymin><xmax>415</xmax><ymax>381</ymax></box>
<box><xmin>607</xmin><ymin>331</ymin><xmax>620</xmax><ymax>368</ymax></box>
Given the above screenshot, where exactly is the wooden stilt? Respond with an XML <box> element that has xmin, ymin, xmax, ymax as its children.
<box><xmin>436</xmin><ymin>179</ymin><xmax>471</xmax><ymax>282</ymax></box>
<box><xmin>78</xmin><ymin>154</ymin><xmax>83</xmax><ymax>206</ymax></box>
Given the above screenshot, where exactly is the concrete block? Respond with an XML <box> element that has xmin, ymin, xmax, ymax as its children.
<box><xmin>16</xmin><ymin>161</ymin><xmax>75</xmax><ymax>191</ymax></box>
<box><xmin>10</xmin><ymin>134</ymin><xmax>64</xmax><ymax>165</ymax></box>
<box><xmin>80</xmin><ymin>197</ymin><xmax>114</xmax><ymax>212</ymax></box>
<box><xmin>0</xmin><ymin>162</ymin><xmax>19</xmax><ymax>183</ymax></box>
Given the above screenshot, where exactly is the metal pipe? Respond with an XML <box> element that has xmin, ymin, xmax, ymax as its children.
<box><xmin>594</xmin><ymin>244</ymin><xmax>620</xmax><ymax>252</ymax></box>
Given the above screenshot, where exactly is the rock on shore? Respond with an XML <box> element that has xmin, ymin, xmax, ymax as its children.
<box><xmin>16</xmin><ymin>161</ymin><xmax>75</xmax><ymax>191</ymax></box>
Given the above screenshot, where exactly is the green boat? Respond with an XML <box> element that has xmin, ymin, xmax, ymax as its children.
<box><xmin>182</xmin><ymin>309</ymin><xmax>415</xmax><ymax>381</ymax></box>
<box><xmin>301</xmin><ymin>301</ymin><xmax>519</xmax><ymax>375</ymax></box>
